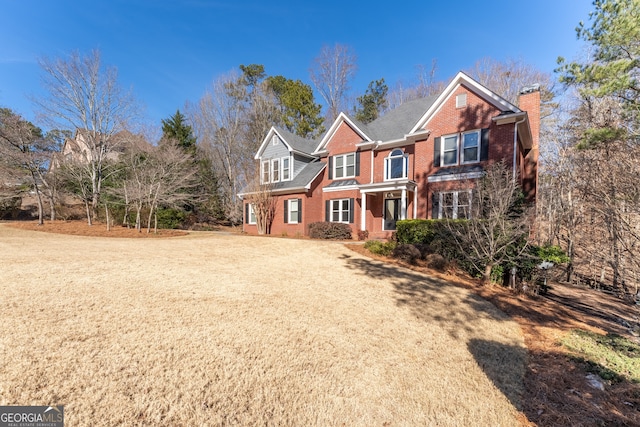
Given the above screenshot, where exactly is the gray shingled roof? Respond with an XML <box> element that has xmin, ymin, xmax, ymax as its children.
<box><xmin>274</xmin><ymin>126</ymin><xmax>319</xmax><ymax>155</ymax></box>
<box><xmin>240</xmin><ymin>161</ymin><xmax>325</xmax><ymax>195</ymax></box>
<box><xmin>346</xmin><ymin>96</ymin><xmax>439</xmax><ymax>142</ymax></box>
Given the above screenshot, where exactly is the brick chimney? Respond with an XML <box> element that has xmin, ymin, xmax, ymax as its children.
<box><xmin>518</xmin><ymin>84</ymin><xmax>540</xmax><ymax>203</ymax></box>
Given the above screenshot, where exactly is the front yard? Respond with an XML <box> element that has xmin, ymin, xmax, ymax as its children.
<box><xmin>0</xmin><ymin>224</ymin><xmax>525</xmax><ymax>426</ymax></box>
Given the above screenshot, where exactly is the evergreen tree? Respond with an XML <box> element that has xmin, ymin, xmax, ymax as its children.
<box><xmin>161</xmin><ymin>110</ymin><xmax>197</xmax><ymax>154</ymax></box>
<box><xmin>266</xmin><ymin>76</ymin><xmax>325</xmax><ymax>138</ymax></box>
<box><xmin>557</xmin><ymin>0</ymin><xmax>640</xmax><ymax>143</ymax></box>
<box><xmin>354</xmin><ymin>78</ymin><xmax>388</xmax><ymax>124</ymax></box>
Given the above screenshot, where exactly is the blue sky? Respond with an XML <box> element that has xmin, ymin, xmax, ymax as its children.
<box><xmin>1</xmin><ymin>0</ymin><xmax>593</xmax><ymax>130</ymax></box>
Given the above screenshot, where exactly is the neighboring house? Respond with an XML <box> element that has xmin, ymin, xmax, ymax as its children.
<box><xmin>50</xmin><ymin>129</ymin><xmax>130</xmax><ymax>171</ymax></box>
<box><xmin>239</xmin><ymin>71</ymin><xmax>540</xmax><ymax>239</ymax></box>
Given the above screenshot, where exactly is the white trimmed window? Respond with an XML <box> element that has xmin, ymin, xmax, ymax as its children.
<box><xmin>331</xmin><ymin>199</ymin><xmax>351</xmax><ymax>223</ymax></box>
<box><xmin>385</xmin><ymin>149</ymin><xmax>408</xmax><ymax>180</ymax></box>
<box><xmin>462</xmin><ymin>130</ymin><xmax>480</xmax><ymax>163</ymax></box>
<box><xmin>334</xmin><ymin>153</ymin><xmax>356</xmax><ymax>179</ymax></box>
<box><xmin>261</xmin><ymin>160</ymin><xmax>269</xmax><ymax>184</ymax></box>
<box><xmin>287</xmin><ymin>199</ymin><xmax>300</xmax><ymax>223</ymax></box>
<box><xmin>272</xmin><ymin>135</ymin><xmax>279</xmax><ymax>146</ymax></box>
<box><xmin>439</xmin><ymin>129</ymin><xmax>482</xmax><ymax>166</ymax></box>
<box><xmin>282</xmin><ymin>156</ymin><xmax>290</xmax><ymax>181</ymax></box>
<box><xmin>247</xmin><ymin>204</ymin><xmax>256</xmax><ymax>224</ymax></box>
<box><xmin>442</xmin><ymin>134</ymin><xmax>459</xmax><ymax>166</ymax></box>
<box><xmin>271</xmin><ymin>158</ymin><xmax>280</xmax><ymax>182</ymax></box>
<box><xmin>437</xmin><ymin>190</ymin><xmax>472</xmax><ymax>219</ymax></box>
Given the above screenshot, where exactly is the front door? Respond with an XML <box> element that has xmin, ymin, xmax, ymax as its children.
<box><xmin>384</xmin><ymin>198</ymin><xmax>400</xmax><ymax>230</ymax></box>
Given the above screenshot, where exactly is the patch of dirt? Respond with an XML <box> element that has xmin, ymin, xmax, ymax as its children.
<box><xmin>346</xmin><ymin>244</ymin><xmax>640</xmax><ymax>426</ymax></box>
<box><xmin>6</xmin><ymin>220</ymin><xmax>189</xmax><ymax>238</ymax></box>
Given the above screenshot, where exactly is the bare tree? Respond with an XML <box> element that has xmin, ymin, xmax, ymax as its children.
<box><xmin>309</xmin><ymin>43</ymin><xmax>357</xmax><ymax>124</ymax></box>
<box><xmin>189</xmin><ymin>69</ymin><xmax>278</xmax><ymax>224</ymax></box>
<box><xmin>34</xmin><ymin>49</ymin><xmax>137</xmax><ymax>222</ymax></box>
<box><xmin>0</xmin><ymin>109</ymin><xmax>56</xmax><ymax>224</ymax></box>
<box><xmin>387</xmin><ymin>60</ymin><xmax>446</xmax><ymax>110</ymax></box>
<box><xmin>243</xmin><ymin>178</ymin><xmax>277</xmax><ymax>235</ymax></box>
<box><xmin>447</xmin><ymin>162</ymin><xmax>532</xmax><ymax>284</ymax></box>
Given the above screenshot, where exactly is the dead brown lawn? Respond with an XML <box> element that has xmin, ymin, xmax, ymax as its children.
<box><xmin>0</xmin><ymin>223</ymin><xmax>526</xmax><ymax>426</ymax></box>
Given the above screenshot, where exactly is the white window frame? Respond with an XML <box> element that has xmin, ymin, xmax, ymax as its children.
<box><xmin>442</xmin><ymin>134</ymin><xmax>459</xmax><ymax>166</ymax></box>
<box><xmin>330</xmin><ymin>198</ymin><xmax>351</xmax><ymax>223</ymax></box>
<box><xmin>438</xmin><ymin>190</ymin><xmax>472</xmax><ymax>219</ymax></box>
<box><xmin>461</xmin><ymin>130</ymin><xmax>481</xmax><ymax>164</ymax></box>
<box><xmin>333</xmin><ymin>153</ymin><xmax>356</xmax><ymax>179</ymax></box>
<box><xmin>384</xmin><ymin>149</ymin><xmax>408</xmax><ymax>180</ymax></box>
<box><xmin>440</xmin><ymin>129</ymin><xmax>482</xmax><ymax>166</ymax></box>
<box><xmin>247</xmin><ymin>204</ymin><xmax>256</xmax><ymax>224</ymax></box>
<box><xmin>271</xmin><ymin>158</ymin><xmax>280</xmax><ymax>183</ymax></box>
<box><xmin>287</xmin><ymin>198</ymin><xmax>299</xmax><ymax>224</ymax></box>
<box><xmin>272</xmin><ymin>135</ymin><xmax>279</xmax><ymax>146</ymax></box>
<box><xmin>282</xmin><ymin>156</ymin><xmax>291</xmax><ymax>181</ymax></box>
<box><xmin>261</xmin><ymin>160</ymin><xmax>270</xmax><ymax>184</ymax></box>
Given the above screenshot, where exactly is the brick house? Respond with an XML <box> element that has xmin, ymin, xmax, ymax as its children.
<box><xmin>239</xmin><ymin>71</ymin><xmax>540</xmax><ymax>239</ymax></box>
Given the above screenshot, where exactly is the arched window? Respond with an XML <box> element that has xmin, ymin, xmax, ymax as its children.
<box><xmin>385</xmin><ymin>149</ymin><xmax>408</xmax><ymax>180</ymax></box>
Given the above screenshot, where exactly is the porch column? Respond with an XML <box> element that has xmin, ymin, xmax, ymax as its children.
<box><xmin>401</xmin><ymin>188</ymin><xmax>407</xmax><ymax>220</ymax></box>
<box><xmin>413</xmin><ymin>189</ymin><xmax>418</xmax><ymax>219</ymax></box>
<box><xmin>360</xmin><ymin>192</ymin><xmax>367</xmax><ymax>231</ymax></box>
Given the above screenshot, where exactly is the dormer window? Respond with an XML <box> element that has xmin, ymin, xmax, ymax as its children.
<box><xmin>384</xmin><ymin>149</ymin><xmax>408</xmax><ymax>180</ymax></box>
<box><xmin>261</xmin><ymin>156</ymin><xmax>291</xmax><ymax>184</ymax></box>
<box><xmin>271</xmin><ymin>158</ymin><xmax>280</xmax><ymax>182</ymax></box>
<box><xmin>282</xmin><ymin>157</ymin><xmax>290</xmax><ymax>181</ymax></box>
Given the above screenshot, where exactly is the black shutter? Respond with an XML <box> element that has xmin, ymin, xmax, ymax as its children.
<box><xmin>284</xmin><ymin>199</ymin><xmax>288</xmax><ymax>223</ymax></box>
<box><xmin>480</xmin><ymin>128</ymin><xmax>490</xmax><ymax>161</ymax></box>
<box><xmin>355</xmin><ymin>151</ymin><xmax>360</xmax><ymax>176</ymax></box>
<box><xmin>328</xmin><ymin>157</ymin><xmax>333</xmax><ymax>179</ymax></box>
<box><xmin>298</xmin><ymin>198</ymin><xmax>302</xmax><ymax>221</ymax></box>
<box><xmin>349</xmin><ymin>198</ymin><xmax>355</xmax><ymax>223</ymax></box>
<box><xmin>245</xmin><ymin>203</ymin><xmax>249</xmax><ymax>224</ymax></box>
<box><xmin>325</xmin><ymin>200</ymin><xmax>330</xmax><ymax>222</ymax></box>
<box><xmin>431</xmin><ymin>193</ymin><xmax>440</xmax><ymax>219</ymax></box>
<box><xmin>434</xmin><ymin>137</ymin><xmax>441</xmax><ymax>167</ymax></box>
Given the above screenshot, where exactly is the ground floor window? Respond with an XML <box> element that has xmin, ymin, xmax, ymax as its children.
<box><xmin>326</xmin><ymin>198</ymin><xmax>354</xmax><ymax>223</ymax></box>
<box><xmin>284</xmin><ymin>198</ymin><xmax>301</xmax><ymax>224</ymax></box>
<box><xmin>435</xmin><ymin>190</ymin><xmax>471</xmax><ymax>219</ymax></box>
<box><xmin>246</xmin><ymin>203</ymin><xmax>256</xmax><ymax>224</ymax></box>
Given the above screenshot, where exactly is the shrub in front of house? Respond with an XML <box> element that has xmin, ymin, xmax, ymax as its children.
<box><xmin>392</xmin><ymin>243</ymin><xmax>422</xmax><ymax>265</ymax></box>
<box><xmin>425</xmin><ymin>253</ymin><xmax>447</xmax><ymax>271</ymax></box>
<box><xmin>308</xmin><ymin>222</ymin><xmax>353</xmax><ymax>240</ymax></box>
<box><xmin>363</xmin><ymin>240</ymin><xmax>397</xmax><ymax>256</ymax></box>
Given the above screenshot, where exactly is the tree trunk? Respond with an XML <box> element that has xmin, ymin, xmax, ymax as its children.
<box><xmin>105</xmin><ymin>204</ymin><xmax>111</xmax><ymax>231</ymax></box>
<box><xmin>483</xmin><ymin>263</ymin><xmax>493</xmax><ymax>285</ymax></box>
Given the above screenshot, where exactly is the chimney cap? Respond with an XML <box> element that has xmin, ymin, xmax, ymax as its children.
<box><xmin>520</xmin><ymin>84</ymin><xmax>540</xmax><ymax>94</ymax></box>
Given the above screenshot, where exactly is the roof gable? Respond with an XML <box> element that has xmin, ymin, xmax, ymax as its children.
<box><xmin>255</xmin><ymin>127</ymin><xmax>318</xmax><ymax>159</ymax></box>
<box><xmin>410</xmin><ymin>72</ymin><xmax>520</xmax><ymax>133</ymax></box>
<box><xmin>313</xmin><ymin>113</ymin><xmax>371</xmax><ymax>154</ymax></box>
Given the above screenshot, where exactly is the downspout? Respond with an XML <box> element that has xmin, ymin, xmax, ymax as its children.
<box><xmin>513</xmin><ymin>116</ymin><xmax>526</xmax><ymax>180</ymax></box>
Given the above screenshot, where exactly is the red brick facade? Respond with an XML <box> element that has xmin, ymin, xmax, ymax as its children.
<box><xmin>242</xmin><ymin>72</ymin><xmax>540</xmax><ymax>239</ymax></box>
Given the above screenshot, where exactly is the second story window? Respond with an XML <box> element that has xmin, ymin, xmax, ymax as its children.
<box><xmin>462</xmin><ymin>130</ymin><xmax>480</xmax><ymax>163</ymax></box>
<box><xmin>436</xmin><ymin>129</ymin><xmax>486</xmax><ymax>167</ymax></box>
<box><xmin>385</xmin><ymin>149</ymin><xmax>408</xmax><ymax>180</ymax></box>
<box><xmin>261</xmin><ymin>160</ymin><xmax>269</xmax><ymax>184</ymax></box>
<box><xmin>334</xmin><ymin>153</ymin><xmax>356</xmax><ymax>179</ymax></box>
<box><xmin>443</xmin><ymin>134</ymin><xmax>459</xmax><ymax>166</ymax></box>
<box><xmin>282</xmin><ymin>157</ymin><xmax>290</xmax><ymax>181</ymax></box>
<box><xmin>271</xmin><ymin>158</ymin><xmax>280</xmax><ymax>182</ymax></box>
<box><xmin>261</xmin><ymin>156</ymin><xmax>291</xmax><ymax>184</ymax></box>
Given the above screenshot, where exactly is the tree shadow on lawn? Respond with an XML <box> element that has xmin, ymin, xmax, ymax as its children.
<box><xmin>340</xmin><ymin>253</ymin><xmax>527</xmax><ymax>410</ymax></box>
